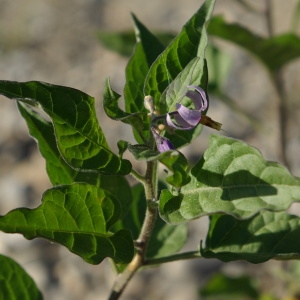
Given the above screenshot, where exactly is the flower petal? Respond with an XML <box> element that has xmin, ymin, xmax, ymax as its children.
<box><xmin>166</xmin><ymin>113</ymin><xmax>194</xmax><ymax>130</ymax></box>
<box><xmin>151</xmin><ymin>127</ymin><xmax>175</xmax><ymax>152</ymax></box>
<box><xmin>177</xmin><ymin>104</ymin><xmax>202</xmax><ymax>126</ymax></box>
<box><xmin>166</xmin><ymin>104</ymin><xmax>201</xmax><ymax>130</ymax></box>
<box><xmin>186</xmin><ymin>85</ymin><xmax>208</xmax><ymax>111</ymax></box>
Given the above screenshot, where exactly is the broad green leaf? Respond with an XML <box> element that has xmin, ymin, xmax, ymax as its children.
<box><xmin>208</xmin><ymin>16</ymin><xmax>300</xmax><ymax>71</ymax></box>
<box><xmin>0</xmin><ymin>254</ymin><xmax>42</xmax><ymax>300</ymax></box>
<box><xmin>159</xmin><ymin>134</ymin><xmax>300</xmax><ymax>224</ymax></box>
<box><xmin>124</xmin><ymin>14</ymin><xmax>165</xmax><ymax>143</ymax></box>
<box><xmin>144</xmin><ymin>0</ymin><xmax>215</xmax><ymax>107</ymax></box>
<box><xmin>147</xmin><ymin>219</ymin><xmax>188</xmax><ymax>259</ymax></box>
<box><xmin>103</xmin><ymin>78</ymin><xmax>146</xmax><ymax>143</ymax></box>
<box><xmin>200</xmin><ymin>273</ymin><xmax>259</xmax><ymax>299</ymax></box>
<box><xmin>0</xmin><ymin>183</ymin><xmax>134</xmax><ymax>264</ymax></box>
<box><xmin>17</xmin><ymin>103</ymin><xmax>132</xmax><ymax>218</ymax></box>
<box><xmin>0</xmin><ymin>80</ymin><xmax>131</xmax><ymax>175</ymax></box>
<box><xmin>201</xmin><ymin>211</ymin><xmax>300</xmax><ymax>263</ymax></box>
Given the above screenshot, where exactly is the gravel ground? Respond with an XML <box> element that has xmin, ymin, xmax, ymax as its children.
<box><xmin>0</xmin><ymin>0</ymin><xmax>300</xmax><ymax>299</ymax></box>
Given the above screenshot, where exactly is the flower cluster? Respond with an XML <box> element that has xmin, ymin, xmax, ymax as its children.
<box><xmin>145</xmin><ymin>86</ymin><xmax>222</xmax><ymax>152</ymax></box>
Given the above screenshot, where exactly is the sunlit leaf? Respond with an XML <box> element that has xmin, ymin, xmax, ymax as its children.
<box><xmin>0</xmin><ymin>80</ymin><xmax>131</xmax><ymax>175</ymax></box>
<box><xmin>159</xmin><ymin>134</ymin><xmax>300</xmax><ymax>224</ymax></box>
<box><xmin>124</xmin><ymin>14</ymin><xmax>165</xmax><ymax>143</ymax></box>
<box><xmin>17</xmin><ymin>103</ymin><xmax>132</xmax><ymax>218</ymax></box>
<box><xmin>144</xmin><ymin>0</ymin><xmax>215</xmax><ymax>106</ymax></box>
<box><xmin>0</xmin><ymin>183</ymin><xmax>134</xmax><ymax>264</ymax></box>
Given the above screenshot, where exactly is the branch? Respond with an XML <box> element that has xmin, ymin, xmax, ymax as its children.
<box><xmin>145</xmin><ymin>251</ymin><xmax>202</xmax><ymax>266</ymax></box>
<box><xmin>108</xmin><ymin>160</ymin><xmax>158</xmax><ymax>300</ymax></box>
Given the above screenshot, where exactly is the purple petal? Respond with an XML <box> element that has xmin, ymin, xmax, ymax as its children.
<box><xmin>166</xmin><ymin>113</ymin><xmax>194</xmax><ymax>130</ymax></box>
<box><xmin>176</xmin><ymin>104</ymin><xmax>202</xmax><ymax>126</ymax></box>
<box><xmin>166</xmin><ymin>104</ymin><xmax>201</xmax><ymax>130</ymax></box>
<box><xmin>186</xmin><ymin>85</ymin><xmax>208</xmax><ymax>111</ymax></box>
<box><xmin>151</xmin><ymin>127</ymin><xmax>175</xmax><ymax>152</ymax></box>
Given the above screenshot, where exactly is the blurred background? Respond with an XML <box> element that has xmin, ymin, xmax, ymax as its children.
<box><xmin>0</xmin><ymin>0</ymin><xmax>300</xmax><ymax>299</ymax></box>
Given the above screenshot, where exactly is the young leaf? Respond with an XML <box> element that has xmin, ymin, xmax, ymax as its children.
<box><xmin>201</xmin><ymin>211</ymin><xmax>300</xmax><ymax>263</ymax></box>
<box><xmin>124</xmin><ymin>14</ymin><xmax>165</xmax><ymax>143</ymax></box>
<box><xmin>128</xmin><ymin>144</ymin><xmax>190</xmax><ymax>187</ymax></box>
<box><xmin>0</xmin><ymin>254</ymin><xmax>42</xmax><ymax>300</ymax></box>
<box><xmin>17</xmin><ymin>102</ymin><xmax>132</xmax><ymax>218</ymax></box>
<box><xmin>208</xmin><ymin>16</ymin><xmax>300</xmax><ymax>71</ymax></box>
<box><xmin>0</xmin><ymin>183</ymin><xmax>134</xmax><ymax>264</ymax></box>
<box><xmin>0</xmin><ymin>80</ymin><xmax>131</xmax><ymax>175</ymax></box>
<box><xmin>159</xmin><ymin>151</ymin><xmax>191</xmax><ymax>188</ymax></box>
<box><xmin>159</xmin><ymin>134</ymin><xmax>300</xmax><ymax>224</ymax></box>
<box><xmin>144</xmin><ymin>0</ymin><xmax>215</xmax><ymax>106</ymax></box>
<box><xmin>103</xmin><ymin>78</ymin><xmax>146</xmax><ymax>143</ymax></box>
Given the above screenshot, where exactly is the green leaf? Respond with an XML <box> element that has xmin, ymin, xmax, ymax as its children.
<box><xmin>17</xmin><ymin>103</ymin><xmax>132</xmax><ymax>218</ymax></box>
<box><xmin>159</xmin><ymin>134</ymin><xmax>300</xmax><ymax>224</ymax></box>
<box><xmin>208</xmin><ymin>16</ymin><xmax>300</xmax><ymax>71</ymax></box>
<box><xmin>0</xmin><ymin>254</ymin><xmax>43</xmax><ymax>300</ymax></box>
<box><xmin>147</xmin><ymin>219</ymin><xmax>188</xmax><ymax>259</ymax></box>
<box><xmin>144</xmin><ymin>0</ymin><xmax>215</xmax><ymax>106</ymax></box>
<box><xmin>103</xmin><ymin>78</ymin><xmax>146</xmax><ymax>143</ymax></box>
<box><xmin>159</xmin><ymin>151</ymin><xmax>191</xmax><ymax>188</ymax></box>
<box><xmin>124</xmin><ymin>14</ymin><xmax>165</xmax><ymax>143</ymax></box>
<box><xmin>200</xmin><ymin>273</ymin><xmax>259</xmax><ymax>299</ymax></box>
<box><xmin>128</xmin><ymin>144</ymin><xmax>190</xmax><ymax>187</ymax></box>
<box><xmin>0</xmin><ymin>183</ymin><xmax>134</xmax><ymax>264</ymax></box>
<box><xmin>162</xmin><ymin>57</ymin><xmax>208</xmax><ymax>112</ymax></box>
<box><xmin>0</xmin><ymin>80</ymin><xmax>131</xmax><ymax>175</ymax></box>
<box><xmin>202</xmin><ymin>211</ymin><xmax>300</xmax><ymax>263</ymax></box>
<box><xmin>128</xmin><ymin>144</ymin><xmax>161</xmax><ymax>160</ymax></box>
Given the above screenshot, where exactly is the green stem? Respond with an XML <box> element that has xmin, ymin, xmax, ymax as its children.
<box><xmin>108</xmin><ymin>160</ymin><xmax>158</xmax><ymax>300</ymax></box>
<box><xmin>130</xmin><ymin>168</ymin><xmax>147</xmax><ymax>184</ymax></box>
<box><xmin>145</xmin><ymin>251</ymin><xmax>202</xmax><ymax>266</ymax></box>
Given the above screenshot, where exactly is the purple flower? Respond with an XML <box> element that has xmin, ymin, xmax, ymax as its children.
<box><xmin>166</xmin><ymin>86</ymin><xmax>208</xmax><ymax>130</ymax></box>
<box><xmin>151</xmin><ymin>127</ymin><xmax>175</xmax><ymax>152</ymax></box>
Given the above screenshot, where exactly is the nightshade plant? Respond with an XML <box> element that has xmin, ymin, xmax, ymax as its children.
<box><xmin>1</xmin><ymin>0</ymin><xmax>300</xmax><ymax>299</ymax></box>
